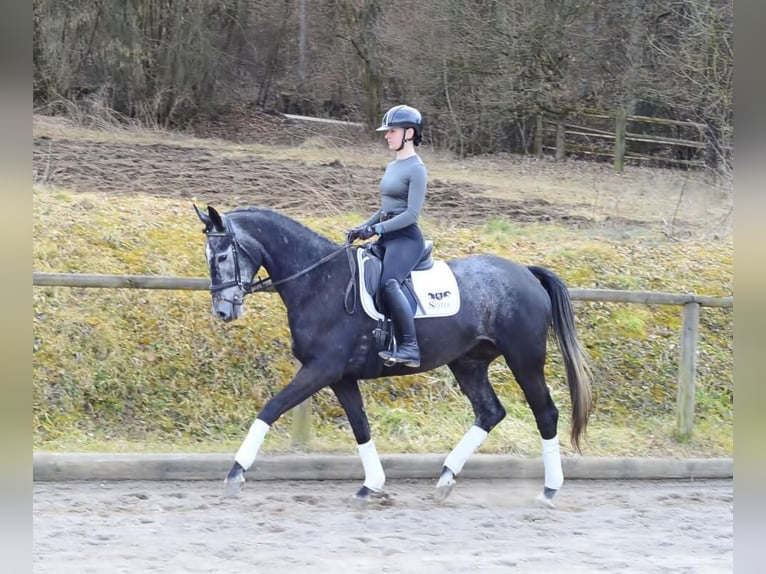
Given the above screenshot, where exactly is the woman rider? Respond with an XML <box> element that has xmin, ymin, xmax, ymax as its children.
<box><xmin>347</xmin><ymin>104</ymin><xmax>427</xmax><ymax>368</ymax></box>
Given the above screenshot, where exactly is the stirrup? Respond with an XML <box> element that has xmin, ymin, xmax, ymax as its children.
<box><xmin>378</xmin><ymin>351</ymin><xmax>398</xmax><ymax>367</ymax></box>
<box><xmin>378</xmin><ymin>338</ymin><xmax>398</xmax><ymax>367</ymax></box>
<box><xmin>378</xmin><ymin>348</ymin><xmax>420</xmax><ymax>368</ymax></box>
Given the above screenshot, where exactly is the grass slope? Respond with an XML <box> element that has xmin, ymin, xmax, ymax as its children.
<box><xmin>33</xmin><ymin>185</ymin><xmax>732</xmax><ymax>458</ymax></box>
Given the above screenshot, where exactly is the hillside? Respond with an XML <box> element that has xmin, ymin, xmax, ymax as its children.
<box><xmin>32</xmin><ymin>114</ymin><xmax>733</xmax><ymax>457</ymax></box>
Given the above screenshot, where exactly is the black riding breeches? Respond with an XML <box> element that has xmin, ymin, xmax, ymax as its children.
<box><xmin>377</xmin><ymin>224</ymin><xmax>425</xmax><ymax>287</ymax></box>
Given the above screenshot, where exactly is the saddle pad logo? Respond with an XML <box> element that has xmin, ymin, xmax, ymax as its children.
<box><xmin>425</xmin><ymin>289</ymin><xmax>455</xmax><ymax>312</ymax></box>
<box><xmin>357</xmin><ymin>249</ymin><xmax>461</xmax><ymax>319</ymax></box>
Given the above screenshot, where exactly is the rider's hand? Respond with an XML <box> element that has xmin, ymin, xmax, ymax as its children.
<box><xmin>345</xmin><ymin>227</ymin><xmax>361</xmax><ymax>243</ymax></box>
<box><xmin>346</xmin><ymin>226</ymin><xmax>376</xmax><ymax>243</ymax></box>
<box><xmin>357</xmin><ymin>226</ymin><xmax>376</xmax><ymax>240</ymax></box>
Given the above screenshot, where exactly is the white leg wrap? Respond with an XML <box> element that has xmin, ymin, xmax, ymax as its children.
<box><xmin>542</xmin><ymin>435</ymin><xmax>564</xmax><ymax>490</ymax></box>
<box><xmin>234</xmin><ymin>419</ymin><xmax>270</xmax><ymax>470</ymax></box>
<box><xmin>358</xmin><ymin>440</ymin><xmax>386</xmax><ymax>491</ymax></box>
<box><xmin>443</xmin><ymin>425</ymin><xmax>488</xmax><ymax>475</ymax></box>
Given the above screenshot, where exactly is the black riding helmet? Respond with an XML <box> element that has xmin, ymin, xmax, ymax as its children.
<box><xmin>376</xmin><ymin>105</ymin><xmax>423</xmax><ymax>150</ymax></box>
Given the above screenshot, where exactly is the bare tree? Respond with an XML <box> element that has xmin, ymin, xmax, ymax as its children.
<box><xmin>33</xmin><ymin>0</ymin><xmax>733</xmax><ymax>165</ymax></box>
<box><xmin>332</xmin><ymin>0</ymin><xmax>387</xmax><ymax>127</ymax></box>
<box><xmin>645</xmin><ymin>0</ymin><xmax>733</xmax><ymax>170</ymax></box>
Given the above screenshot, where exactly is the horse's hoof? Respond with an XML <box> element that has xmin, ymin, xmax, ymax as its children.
<box><xmin>434</xmin><ymin>468</ymin><xmax>456</xmax><ymax>503</ymax></box>
<box><xmin>354</xmin><ymin>485</ymin><xmax>374</xmax><ymax>503</ymax></box>
<box><xmin>535</xmin><ymin>487</ymin><xmax>557</xmax><ymax>509</ymax></box>
<box><xmin>353</xmin><ymin>485</ymin><xmax>389</xmax><ymax>507</ymax></box>
<box><xmin>222</xmin><ymin>468</ymin><xmax>245</xmax><ymax>498</ymax></box>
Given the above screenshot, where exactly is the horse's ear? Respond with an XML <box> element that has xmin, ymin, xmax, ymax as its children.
<box><xmin>194</xmin><ymin>204</ymin><xmax>212</xmax><ymax>231</ymax></box>
<box><xmin>208</xmin><ymin>206</ymin><xmax>225</xmax><ymax>232</ymax></box>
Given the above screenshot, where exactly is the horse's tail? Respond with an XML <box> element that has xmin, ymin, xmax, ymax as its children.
<box><xmin>527</xmin><ymin>265</ymin><xmax>593</xmax><ymax>453</ymax></box>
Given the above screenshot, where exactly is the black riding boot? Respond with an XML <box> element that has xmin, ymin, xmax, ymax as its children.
<box><xmin>379</xmin><ymin>279</ymin><xmax>421</xmax><ymax>368</ymax></box>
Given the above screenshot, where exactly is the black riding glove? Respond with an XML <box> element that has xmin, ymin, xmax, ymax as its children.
<box><xmin>346</xmin><ymin>226</ymin><xmax>376</xmax><ymax>243</ymax></box>
<box><xmin>357</xmin><ymin>226</ymin><xmax>376</xmax><ymax>240</ymax></box>
<box><xmin>345</xmin><ymin>227</ymin><xmax>361</xmax><ymax>243</ymax></box>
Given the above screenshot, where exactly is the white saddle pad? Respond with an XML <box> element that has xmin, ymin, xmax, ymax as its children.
<box><xmin>357</xmin><ymin>249</ymin><xmax>461</xmax><ymax>320</ymax></box>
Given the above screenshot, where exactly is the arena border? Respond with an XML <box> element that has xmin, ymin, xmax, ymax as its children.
<box><xmin>33</xmin><ymin>452</ymin><xmax>732</xmax><ymax>482</ymax></box>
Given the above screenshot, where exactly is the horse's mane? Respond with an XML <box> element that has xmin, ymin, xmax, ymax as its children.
<box><xmin>228</xmin><ymin>207</ymin><xmax>339</xmax><ymax>251</ymax></box>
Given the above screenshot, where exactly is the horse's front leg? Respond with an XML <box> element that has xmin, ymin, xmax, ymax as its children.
<box><xmin>223</xmin><ymin>362</ymin><xmax>340</xmax><ymax>497</ymax></box>
<box><xmin>330</xmin><ymin>377</ymin><xmax>386</xmax><ymax>502</ymax></box>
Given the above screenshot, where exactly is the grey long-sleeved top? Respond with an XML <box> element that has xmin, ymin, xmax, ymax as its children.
<box><xmin>362</xmin><ymin>154</ymin><xmax>427</xmax><ymax>234</ymax></box>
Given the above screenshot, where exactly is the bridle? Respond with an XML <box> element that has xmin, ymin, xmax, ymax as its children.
<box><xmin>205</xmin><ymin>221</ymin><xmax>359</xmax><ymax>314</ymax></box>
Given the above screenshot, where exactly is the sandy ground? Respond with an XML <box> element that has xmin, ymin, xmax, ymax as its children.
<box><xmin>33</xmin><ymin>478</ymin><xmax>732</xmax><ymax>573</ymax></box>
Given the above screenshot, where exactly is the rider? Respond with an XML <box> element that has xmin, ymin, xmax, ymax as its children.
<box><xmin>347</xmin><ymin>104</ymin><xmax>427</xmax><ymax>368</ymax></box>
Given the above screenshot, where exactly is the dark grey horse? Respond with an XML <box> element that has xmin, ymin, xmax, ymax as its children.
<box><xmin>195</xmin><ymin>205</ymin><xmax>593</xmax><ymax>507</ymax></box>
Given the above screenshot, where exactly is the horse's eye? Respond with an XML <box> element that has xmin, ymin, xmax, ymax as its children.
<box><xmin>217</xmin><ymin>254</ymin><xmax>228</xmax><ymax>263</ymax></box>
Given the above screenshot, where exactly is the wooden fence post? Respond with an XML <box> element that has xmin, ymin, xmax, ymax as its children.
<box><xmin>555</xmin><ymin>117</ymin><xmax>566</xmax><ymax>160</ymax></box>
<box><xmin>676</xmin><ymin>302</ymin><xmax>700</xmax><ymax>440</ymax></box>
<box><xmin>534</xmin><ymin>114</ymin><xmax>543</xmax><ymax>157</ymax></box>
<box><xmin>290</xmin><ymin>359</ymin><xmax>312</xmax><ymax>447</ymax></box>
<box><xmin>614</xmin><ymin>109</ymin><xmax>627</xmax><ymax>172</ymax></box>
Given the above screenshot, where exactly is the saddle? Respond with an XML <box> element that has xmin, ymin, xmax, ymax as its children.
<box><xmin>355</xmin><ymin>239</ymin><xmax>460</xmax><ymax>366</ymax></box>
<box><xmin>358</xmin><ymin>240</ymin><xmax>428</xmax><ymax>359</ymax></box>
<box><xmin>361</xmin><ymin>240</ymin><xmax>434</xmax><ymax>313</ymax></box>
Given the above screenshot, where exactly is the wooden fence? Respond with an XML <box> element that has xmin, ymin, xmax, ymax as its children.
<box><xmin>32</xmin><ymin>272</ymin><xmax>733</xmax><ymax>443</ymax></box>
<box><xmin>534</xmin><ymin>111</ymin><xmax>708</xmax><ymax>172</ymax></box>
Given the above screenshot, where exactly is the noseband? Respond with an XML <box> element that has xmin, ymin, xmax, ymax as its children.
<box><xmin>205</xmin><ymin>221</ymin><xmax>358</xmax><ymax>313</ymax></box>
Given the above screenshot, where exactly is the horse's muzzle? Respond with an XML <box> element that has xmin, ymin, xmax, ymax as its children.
<box><xmin>212</xmin><ymin>299</ymin><xmax>243</xmax><ymax>322</ymax></box>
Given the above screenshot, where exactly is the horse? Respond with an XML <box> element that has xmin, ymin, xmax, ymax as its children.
<box><xmin>194</xmin><ymin>205</ymin><xmax>593</xmax><ymax>507</ymax></box>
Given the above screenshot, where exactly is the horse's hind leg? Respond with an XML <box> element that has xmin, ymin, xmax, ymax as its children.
<box><xmin>436</xmin><ymin>356</ymin><xmax>506</xmax><ymax>502</ymax></box>
<box><xmin>503</xmin><ymin>348</ymin><xmax>563</xmax><ymax>508</ymax></box>
<box><xmin>330</xmin><ymin>377</ymin><xmax>386</xmax><ymax>502</ymax></box>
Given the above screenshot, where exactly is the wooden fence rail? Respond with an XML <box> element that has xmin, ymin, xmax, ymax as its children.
<box><xmin>536</xmin><ymin>111</ymin><xmax>708</xmax><ymax>171</ymax></box>
<box><xmin>32</xmin><ymin>272</ymin><xmax>733</xmax><ymax>443</ymax></box>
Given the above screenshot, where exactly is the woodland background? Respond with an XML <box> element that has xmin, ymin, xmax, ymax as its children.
<box><xmin>33</xmin><ymin>0</ymin><xmax>732</xmax><ymax>164</ymax></box>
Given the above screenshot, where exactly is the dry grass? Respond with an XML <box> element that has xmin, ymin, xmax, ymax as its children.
<box><xmin>33</xmin><ymin>114</ymin><xmax>732</xmax><ymax>237</ymax></box>
<box><xmin>33</xmin><ymin>190</ymin><xmax>732</xmax><ymax>457</ymax></box>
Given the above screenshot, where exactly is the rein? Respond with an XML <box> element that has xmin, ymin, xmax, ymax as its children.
<box><xmin>206</xmin><ymin>223</ymin><xmax>360</xmax><ymax>314</ymax></box>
